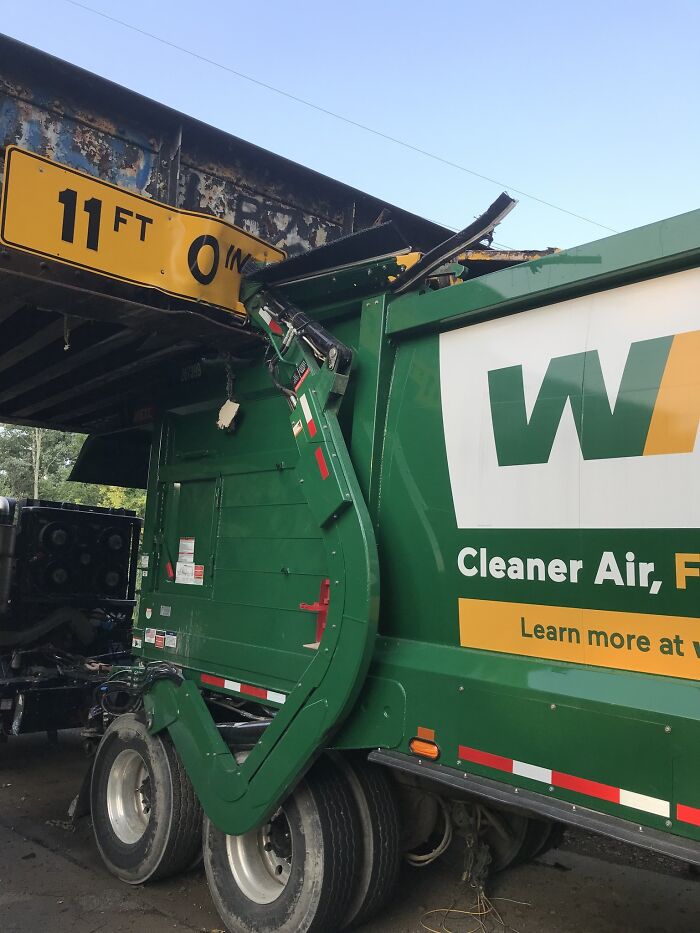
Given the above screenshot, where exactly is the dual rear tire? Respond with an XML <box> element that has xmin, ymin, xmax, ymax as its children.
<box><xmin>91</xmin><ymin>718</ymin><xmax>400</xmax><ymax>932</ymax></box>
<box><xmin>203</xmin><ymin>754</ymin><xmax>400</xmax><ymax>933</ymax></box>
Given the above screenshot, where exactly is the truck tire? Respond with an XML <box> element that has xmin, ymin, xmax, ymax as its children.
<box><xmin>204</xmin><ymin>757</ymin><xmax>359</xmax><ymax>933</ymax></box>
<box><xmin>512</xmin><ymin>819</ymin><xmax>566</xmax><ymax>865</ymax></box>
<box><xmin>511</xmin><ymin>818</ymin><xmax>553</xmax><ymax>865</ymax></box>
<box><xmin>331</xmin><ymin>754</ymin><xmax>400</xmax><ymax>930</ymax></box>
<box><xmin>482</xmin><ymin>809</ymin><xmax>529</xmax><ymax>871</ymax></box>
<box><xmin>90</xmin><ymin>712</ymin><xmax>202</xmax><ymax>884</ymax></box>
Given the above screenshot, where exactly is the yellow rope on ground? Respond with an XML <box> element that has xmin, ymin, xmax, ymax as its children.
<box><xmin>420</xmin><ymin>888</ymin><xmax>532</xmax><ymax>933</ymax></box>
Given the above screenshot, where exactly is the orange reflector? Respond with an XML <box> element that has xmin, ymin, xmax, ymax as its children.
<box><xmin>409</xmin><ymin>737</ymin><xmax>440</xmax><ymax>760</ymax></box>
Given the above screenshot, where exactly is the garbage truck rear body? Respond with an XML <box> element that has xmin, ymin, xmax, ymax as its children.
<box><xmin>110</xmin><ymin>202</ymin><xmax>700</xmax><ymax>925</ymax></box>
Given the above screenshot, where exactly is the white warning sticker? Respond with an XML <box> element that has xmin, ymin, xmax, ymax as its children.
<box><xmin>140</xmin><ymin>554</ymin><xmax>150</xmax><ymax>569</ymax></box>
<box><xmin>132</xmin><ymin>636</ymin><xmax>142</xmax><ymax>649</ymax></box>
<box><xmin>145</xmin><ymin>628</ymin><xmax>156</xmax><ymax>644</ymax></box>
<box><xmin>176</xmin><ymin>561</ymin><xmax>204</xmax><ymax>585</ymax></box>
<box><xmin>178</xmin><ymin>537</ymin><xmax>195</xmax><ymax>563</ymax></box>
<box><xmin>165</xmin><ymin>631</ymin><xmax>178</xmax><ymax>649</ymax></box>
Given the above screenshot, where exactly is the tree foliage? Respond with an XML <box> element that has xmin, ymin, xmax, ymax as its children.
<box><xmin>0</xmin><ymin>423</ymin><xmax>146</xmax><ymax>515</ymax></box>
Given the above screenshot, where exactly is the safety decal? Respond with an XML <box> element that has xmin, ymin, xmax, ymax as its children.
<box><xmin>145</xmin><ymin>607</ymin><xmax>152</xmax><ymax>620</ymax></box>
<box><xmin>154</xmin><ymin>630</ymin><xmax>166</xmax><ymax>649</ymax></box>
<box><xmin>176</xmin><ymin>561</ymin><xmax>204</xmax><ymax>585</ymax></box>
<box><xmin>200</xmin><ymin>672</ymin><xmax>286</xmax><ymax>705</ymax></box>
<box><xmin>292</xmin><ymin>419</ymin><xmax>303</xmax><ymax>438</ymax></box>
<box><xmin>299</xmin><ymin>394</ymin><xmax>317</xmax><ymax>437</ymax></box>
<box><xmin>293</xmin><ymin>360</ymin><xmax>310</xmax><ymax>392</ymax></box>
<box><xmin>259</xmin><ymin>307</ymin><xmax>283</xmax><ymax>335</ymax></box>
<box><xmin>132</xmin><ymin>636</ymin><xmax>142</xmax><ymax>649</ymax></box>
<box><xmin>458</xmin><ymin>743</ymin><xmax>670</xmax><ymax>818</ymax></box>
<box><xmin>144</xmin><ymin>628</ymin><xmax>156</xmax><ymax>644</ymax></box>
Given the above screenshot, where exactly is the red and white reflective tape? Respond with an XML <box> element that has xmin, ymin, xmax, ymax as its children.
<box><xmin>299</xmin><ymin>394</ymin><xmax>317</xmax><ymax>437</ymax></box>
<box><xmin>259</xmin><ymin>307</ymin><xmax>283</xmax><ymax>335</ymax></box>
<box><xmin>458</xmin><ymin>744</ymin><xmax>670</xmax><ymax>818</ymax></box>
<box><xmin>201</xmin><ymin>673</ymin><xmax>286</xmax><ymax>705</ymax></box>
<box><xmin>677</xmin><ymin>803</ymin><xmax>700</xmax><ymax>827</ymax></box>
<box><xmin>314</xmin><ymin>447</ymin><xmax>330</xmax><ymax>480</ymax></box>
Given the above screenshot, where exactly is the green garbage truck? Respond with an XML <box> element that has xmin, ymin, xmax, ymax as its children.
<box><xmin>85</xmin><ymin>192</ymin><xmax>700</xmax><ymax>932</ymax></box>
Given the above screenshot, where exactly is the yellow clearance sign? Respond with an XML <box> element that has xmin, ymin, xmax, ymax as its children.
<box><xmin>0</xmin><ymin>147</ymin><xmax>284</xmax><ymax>315</ymax></box>
<box><xmin>459</xmin><ymin>598</ymin><xmax>700</xmax><ymax>681</ymax></box>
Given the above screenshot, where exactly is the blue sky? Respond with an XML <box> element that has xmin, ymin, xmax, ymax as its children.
<box><xmin>3</xmin><ymin>0</ymin><xmax>699</xmax><ymax>249</ymax></box>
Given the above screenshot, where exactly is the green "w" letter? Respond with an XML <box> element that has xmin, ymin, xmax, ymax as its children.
<box><xmin>488</xmin><ymin>335</ymin><xmax>672</xmax><ymax>465</ymax></box>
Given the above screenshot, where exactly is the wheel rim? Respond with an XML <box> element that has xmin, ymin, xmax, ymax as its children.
<box><xmin>106</xmin><ymin>749</ymin><xmax>152</xmax><ymax>844</ymax></box>
<box><xmin>225</xmin><ymin>808</ymin><xmax>293</xmax><ymax>904</ymax></box>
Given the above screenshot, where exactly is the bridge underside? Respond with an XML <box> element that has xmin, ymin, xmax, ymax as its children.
<box><xmin>0</xmin><ymin>247</ymin><xmax>247</xmax><ymax>435</ymax></box>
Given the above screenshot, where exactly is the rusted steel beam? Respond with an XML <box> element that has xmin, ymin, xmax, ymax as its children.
<box><xmin>0</xmin><ymin>317</ymin><xmax>83</xmax><ymax>375</ymax></box>
<box><xmin>15</xmin><ymin>342</ymin><xmax>196</xmax><ymax>418</ymax></box>
<box><xmin>0</xmin><ymin>329</ymin><xmax>140</xmax><ymax>406</ymax></box>
<box><xmin>0</xmin><ymin>36</ymin><xmax>448</xmax><ymax>258</ymax></box>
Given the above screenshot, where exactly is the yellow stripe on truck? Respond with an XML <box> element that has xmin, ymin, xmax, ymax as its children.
<box><xmin>458</xmin><ymin>598</ymin><xmax>700</xmax><ymax>681</ymax></box>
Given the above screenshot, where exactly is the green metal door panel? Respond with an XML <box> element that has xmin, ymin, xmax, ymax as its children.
<box><xmin>217</xmin><ymin>501</ymin><xmax>321</xmax><ymax>540</ymax></box>
<box><xmin>215</xmin><ymin>536</ymin><xmax>328</xmax><ymax>576</ymax></box>
<box><xmin>179</xmin><ymin>620</ymin><xmax>309</xmax><ymax>686</ymax></box>
<box><xmin>154</xmin><ymin>476</ymin><xmax>217</xmax><ymax>596</ymax></box>
<box><xmin>219</xmin><ymin>469</ymin><xmax>307</xmax><ymax>508</ymax></box>
<box><xmin>212</xmin><ymin>569</ymin><xmax>326</xmax><ymax>616</ymax></box>
<box><xmin>169</xmin><ymin>392</ymin><xmax>293</xmax><ymax>459</ymax></box>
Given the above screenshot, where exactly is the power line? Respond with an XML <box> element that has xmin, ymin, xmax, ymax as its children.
<box><xmin>63</xmin><ymin>0</ymin><xmax>618</xmax><ymax>235</ymax></box>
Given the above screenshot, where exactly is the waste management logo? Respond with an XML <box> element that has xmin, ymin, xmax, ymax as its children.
<box><xmin>488</xmin><ymin>329</ymin><xmax>700</xmax><ymax>465</ymax></box>
<box><xmin>440</xmin><ymin>266</ymin><xmax>700</xmax><ymax>680</ymax></box>
<box><xmin>440</xmin><ymin>266</ymin><xmax>700</xmax><ymax>530</ymax></box>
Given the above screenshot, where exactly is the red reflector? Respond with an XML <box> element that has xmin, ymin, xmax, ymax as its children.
<box><xmin>315</xmin><ymin>447</ymin><xmax>330</xmax><ymax>480</ymax></box>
